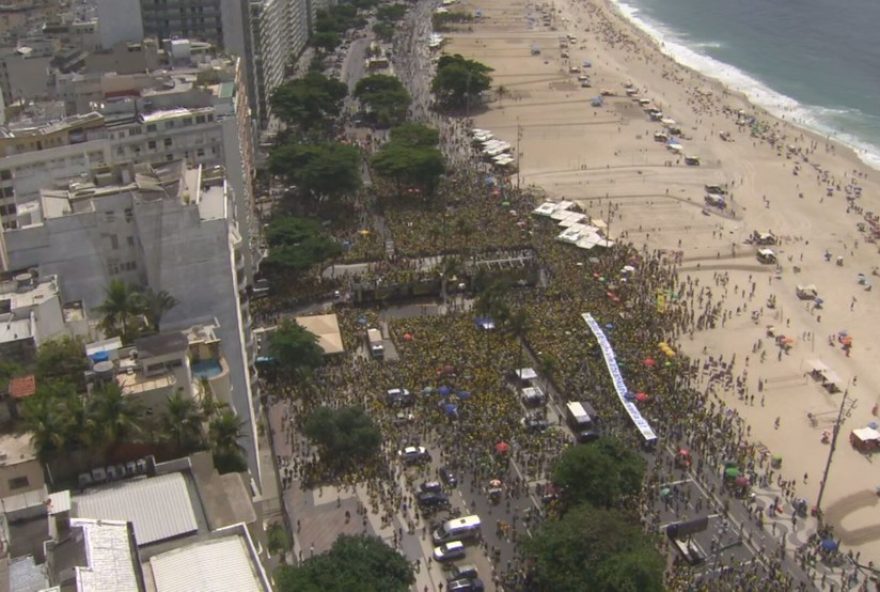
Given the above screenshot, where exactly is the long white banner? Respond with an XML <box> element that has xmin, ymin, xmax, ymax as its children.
<box><xmin>581</xmin><ymin>313</ymin><xmax>658</xmax><ymax>443</ymax></box>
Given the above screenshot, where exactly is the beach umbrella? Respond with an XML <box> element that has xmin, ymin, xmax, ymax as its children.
<box><xmin>422</xmin><ymin>386</ymin><xmax>435</xmax><ymax>395</ymax></box>
<box><xmin>820</xmin><ymin>539</ymin><xmax>839</xmax><ymax>552</ymax></box>
<box><xmin>724</xmin><ymin>467</ymin><xmax>740</xmax><ymax>479</ymax></box>
<box><xmin>660</xmin><ymin>487</ymin><xmax>671</xmax><ymax>498</ymax></box>
<box><xmin>443</xmin><ymin>364</ymin><xmax>455</xmax><ymax>374</ymax></box>
<box><xmin>403</xmin><ymin>332</ymin><xmax>414</xmax><ymax>341</ymax></box>
<box><xmin>489</xmin><ymin>478</ymin><xmax>502</xmax><ymax>488</ymax></box>
<box><xmin>735</xmin><ymin>475</ymin><xmax>750</xmax><ymax>487</ymax></box>
<box><xmin>635</xmin><ymin>392</ymin><xmax>650</xmax><ymax>403</ymax></box>
<box><xmin>495</xmin><ymin>441</ymin><xmax>510</xmax><ymax>455</ymax></box>
<box><xmin>442</xmin><ymin>402</ymin><xmax>458</xmax><ymax>417</ymax></box>
<box><xmin>457</xmin><ymin>391</ymin><xmax>472</xmax><ymax>400</ymax></box>
<box><xmin>357</xmin><ymin>315</ymin><xmax>368</xmax><ymax>326</ymax></box>
<box><xmin>438</xmin><ymin>385</ymin><xmax>452</xmax><ymax>397</ymax></box>
<box><xmin>643</xmin><ymin>357</ymin><xmax>657</xmax><ymax>368</ymax></box>
<box><xmin>869</xmin><ymin>421</ymin><xmax>879</xmax><ymax>430</ymax></box>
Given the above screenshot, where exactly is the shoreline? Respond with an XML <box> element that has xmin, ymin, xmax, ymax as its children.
<box><xmin>603</xmin><ymin>0</ymin><xmax>880</xmax><ymax>172</ymax></box>
<box><xmin>444</xmin><ymin>0</ymin><xmax>880</xmax><ymax>564</ymax></box>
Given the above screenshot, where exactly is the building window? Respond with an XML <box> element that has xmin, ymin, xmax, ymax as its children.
<box><xmin>148</xmin><ymin>140</ymin><xmax>157</xmax><ymax>150</ymax></box>
<box><xmin>127</xmin><ymin>236</ymin><xmax>135</xmax><ymax>246</ymax></box>
<box><xmin>8</xmin><ymin>476</ymin><xmax>29</xmax><ymax>490</ymax></box>
<box><xmin>165</xmin><ymin>120</ymin><xmax>175</xmax><ymax>129</ymax></box>
<box><xmin>2</xmin><ymin>187</ymin><xmax>13</xmax><ymax>198</ymax></box>
<box><xmin>164</xmin><ymin>138</ymin><xmax>172</xmax><ymax>147</ymax></box>
<box><xmin>110</xmin><ymin>235</ymin><xmax>119</xmax><ymax>250</ymax></box>
<box><xmin>129</xmin><ymin>127</ymin><xmax>141</xmax><ymax>136</ymax></box>
<box><xmin>196</xmin><ymin>148</ymin><xmax>205</xmax><ymax>157</ymax></box>
<box><xmin>146</xmin><ymin>124</ymin><xmax>157</xmax><ymax>133</ymax></box>
<box><xmin>124</xmin><ymin>208</ymin><xmax>133</xmax><ymax>223</ymax></box>
<box><xmin>195</xmin><ymin>115</ymin><xmax>206</xmax><ymax>124</ymax></box>
<box><xmin>0</xmin><ymin>169</ymin><xmax>10</xmax><ymax>180</ymax></box>
<box><xmin>104</xmin><ymin>211</ymin><xmax>115</xmax><ymax>222</ymax></box>
<box><xmin>166</xmin><ymin>154</ymin><xmax>173</xmax><ymax>161</ymax></box>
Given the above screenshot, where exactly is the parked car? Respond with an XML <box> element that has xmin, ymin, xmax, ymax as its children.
<box><xmin>448</xmin><ymin>578</ymin><xmax>485</xmax><ymax>592</ymax></box>
<box><xmin>398</xmin><ymin>446</ymin><xmax>430</xmax><ymax>464</ymax></box>
<box><xmin>386</xmin><ymin>388</ymin><xmax>413</xmax><ymax>407</ymax></box>
<box><xmin>433</xmin><ymin>541</ymin><xmax>466</xmax><ymax>562</ymax></box>
<box><xmin>576</xmin><ymin>429</ymin><xmax>600</xmax><ymax>443</ymax></box>
<box><xmin>418</xmin><ymin>491</ymin><xmax>450</xmax><ymax>509</ymax></box>
<box><xmin>438</xmin><ymin>466</ymin><xmax>458</xmax><ymax>486</ymax></box>
<box><xmin>521</xmin><ymin>416</ymin><xmax>550</xmax><ymax>433</ymax></box>
<box><xmin>447</xmin><ymin>564</ymin><xmax>478</xmax><ymax>582</ymax></box>
<box><xmin>420</xmin><ymin>481</ymin><xmax>443</xmax><ymax>494</ymax></box>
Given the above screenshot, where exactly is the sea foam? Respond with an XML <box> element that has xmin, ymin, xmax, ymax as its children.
<box><xmin>611</xmin><ymin>0</ymin><xmax>880</xmax><ymax>171</ymax></box>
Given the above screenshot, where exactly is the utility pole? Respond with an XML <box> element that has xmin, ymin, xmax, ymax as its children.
<box><xmin>815</xmin><ymin>386</ymin><xmax>857</xmax><ymax>521</ymax></box>
<box><xmin>516</xmin><ymin>119</ymin><xmax>523</xmax><ymax>191</ymax></box>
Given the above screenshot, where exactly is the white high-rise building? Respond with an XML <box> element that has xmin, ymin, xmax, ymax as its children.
<box><xmin>96</xmin><ymin>0</ymin><xmax>145</xmax><ymax>50</ymax></box>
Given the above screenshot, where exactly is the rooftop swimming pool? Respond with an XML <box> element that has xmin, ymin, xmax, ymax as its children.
<box><xmin>191</xmin><ymin>359</ymin><xmax>222</xmax><ymax>379</ymax></box>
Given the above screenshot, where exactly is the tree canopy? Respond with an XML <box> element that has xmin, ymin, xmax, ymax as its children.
<box><xmin>276</xmin><ymin>534</ymin><xmax>413</xmax><ymax>592</ymax></box>
<box><xmin>354</xmin><ymin>74</ymin><xmax>411</xmax><ymax>127</ymax></box>
<box><xmin>552</xmin><ymin>437</ymin><xmax>646</xmax><ymax>510</ymax></box>
<box><xmin>302</xmin><ymin>406</ymin><xmax>381</xmax><ymax>472</ymax></box>
<box><xmin>265</xmin><ymin>216</ymin><xmax>342</xmax><ymax>272</ymax></box>
<box><xmin>376</xmin><ymin>4</ymin><xmax>407</xmax><ymax>22</ymax></box>
<box><xmin>371</xmin><ymin>123</ymin><xmax>445</xmax><ymax>195</ymax></box>
<box><xmin>431</xmin><ymin>54</ymin><xmax>493</xmax><ymax>110</ymax></box>
<box><xmin>524</xmin><ymin>503</ymin><xmax>665</xmax><ymax>592</ymax></box>
<box><xmin>268</xmin><ymin>319</ymin><xmax>325</xmax><ymax>374</ymax></box>
<box><xmin>35</xmin><ymin>336</ymin><xmax>91</xmax><ymax>391</ymax></box>
<box><xmin>269</xmin><ymin>142</ymin><xmax>361</xmax><ymax>203</ymax></box>
<box><xmin>270</xmin><ymin>73</ymin><xmax>348</xmax><ymax>134</ymax></box>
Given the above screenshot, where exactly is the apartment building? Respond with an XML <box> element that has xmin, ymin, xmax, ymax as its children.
<box><xmin>1</xmin><ymin>161</ymin><xmax>261</xmax><ymax>481</ymax></box>
<box><xmin>0</xmin><ymin>56</ymin><xmax>259</xmax><ymax>282</ymax></box>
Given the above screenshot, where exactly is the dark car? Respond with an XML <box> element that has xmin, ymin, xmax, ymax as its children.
<box><xmin>420</xmin><ymin>481</ymin><xmax>443</xmax><ymax>494</ymax></box>
<box><xmin>576</xmin><ymin>430</ymin><xmax>600</xmax><ymax>443</ymax></box>
<box><xmin>521</xmin><ymin>416</ymin><xmax>550</xmax><ymax>433</ymax></box>
<box><xmin>386</xmin><ymin>388</ymin><xmax>414</xmax><ymax>407</ymax></box>
<box><xmin>447</xmin><ymin>564</ymin><xmax>478</xmax><ymax>582</ymax></box>
<box><xmin>417</xmin><ymin>491</ymin><xmax>450</xmax><ymax>509</ymax></box>
<box><xmin>398</xmin><ymin>446</ymin><xmax>431</xmax><ymax>464</ymax></box>
<box><xmin>447</xmin><ymin>578</ymin><xmax>485</xmax><ymax>592</ymax></box>
<box><xmin>438</xmin><ymin>466</ymin><xmax>458</xmax><ymax>486</ymax></box>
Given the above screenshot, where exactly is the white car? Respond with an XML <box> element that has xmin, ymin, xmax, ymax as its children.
<box><xmin>397</xmin><ymin>446</ymin><xmax>430</xmax><ymax>464</ymax></box>
<box><xmin>433</xmin><ymin>540</ymin><xmax>466</xmax><ymax>561</ymax></box>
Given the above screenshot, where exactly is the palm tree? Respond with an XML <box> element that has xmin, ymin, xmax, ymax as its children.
<box><xmin>141</xmin><ymin>288</ymin><xmax>178</xmax><ymax>331</ymax></box>
<box><xmin>20</xmin><ymin>394</ymin><xmax>72</xmax><ymax>461</ymax></box>
<box><xmin>85</xmin><ymin>382</ymin><xmax>144</xmax><ymax>452</ymax></box>
<box><xmin>94</xmin><ymin>279</ymin><xmax>144</xmax><ymax>343</ymax></box>
<box><xmin>506</xmin><ymin>308</ymin><xmax>531</xmax><ymax>370</ymax></box>
<box><xmin>198</xmin><ymin>378</ymin><xmax>228</xmax><ymax>421</ymax></box>
<box><xmin>163</xmin><ymin>390</ymin><xmax>204</xmax><ymax>452</ymax></box>
<box><xmin>209</xmin><ymin>410</ymin><xmax>247</xmax><ymax>473</ymax></box>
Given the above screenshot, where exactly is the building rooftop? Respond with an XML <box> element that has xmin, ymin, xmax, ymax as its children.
<box><xmin>70</xmin><ymin>518</ymin><xmax>141</xmax><ymax>592</ymax></box>
<box><xmin>0</xmin><ymin>274</ymin><xmax>60</xmax><ymax>311</ymax></box>
<box><xmin>0</xmin><ymin>316</ymin><xmax>33</xmax><ymax>343</ymax></box>
<box><xmin>0</xmin><ymin>431</ymin><xmax>38</xmax><ymax>466</ymax></box>
<box><xmin>73</xmin><ymin>472</ymin><xmax>200</xmax><ymax>546</ymax></box>
<box><xmin>134</xmin><ymin>332</ymin><xmax>188</xmax><ymax>359</ymax></box>
<box><xmin>148</xmin><ymin>532</ymin><xmax>268</xmax><ymax>592</ymax></box>
<box><xmin>294</xmin><ymin>314</ymin><xmax>345</xmax><ymax>355</ymax></box>
<box><xmin>116</xmin><ymin>371</ymin><xmax>176</xmax><ymax>396</ymax></box>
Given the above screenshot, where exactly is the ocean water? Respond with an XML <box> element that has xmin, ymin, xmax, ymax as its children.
<box><xmin>610</xmin><ymin>0</ymin><xmax>880</xmax><ymax>169</ymax></box>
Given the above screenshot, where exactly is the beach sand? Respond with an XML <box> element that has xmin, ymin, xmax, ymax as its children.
<box><xmin>441</xmin><ymin>0</ymin><xmax>880</xmax><ymax>562</ymax></box>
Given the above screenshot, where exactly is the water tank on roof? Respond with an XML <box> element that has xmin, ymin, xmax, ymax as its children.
<box><xmin>93</xmin><ymin>360</ymin><xmax>114</xmax><ymax>381</ymax></box>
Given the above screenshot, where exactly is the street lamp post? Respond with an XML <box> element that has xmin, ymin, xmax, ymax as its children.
<box><xmin>815</xmin><ymin>385</ymin><xmax>857</xmax><ymax>521</ymax></box>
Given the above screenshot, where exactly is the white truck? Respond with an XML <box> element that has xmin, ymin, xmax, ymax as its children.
<box><xmin>367</xmin><ymin>328</ymin><xmax>384</xmax><ymax>358</ymax></box>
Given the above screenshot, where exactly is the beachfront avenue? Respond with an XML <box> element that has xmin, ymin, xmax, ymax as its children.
<box><xmin>258</xmin><ymin>0</ymin><xmax>879</xmax><ymax>590</ymax></box>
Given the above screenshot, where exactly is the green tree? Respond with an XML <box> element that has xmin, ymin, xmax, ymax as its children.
<box><xmin>20</xmin><ymin>384</ymin><xmax>78</xmax><ymax>460</ymax></box>
<box><xmin>505</xmin><ymin>307</ymin><xmax>530</xmax><ymax>368</ymax></box>
<box><xmin>372</xmin><ymin>21</ymin><xmax>395</xmax><ymax>42</ymax></box>
<box><xmin>302</xmin><ymin>406</ymin><xmax>381</xmax><ymax>472</ymax></box>
<box><xmin>85</xmin><ymin>382</ymin><xmax>144</xmax><ymax>452</ymax></box>
<box><xmin>269</xmin><ymin>73</ymin><xmax>348</xmax><ymax>134</ymax></box>
<box><xmin>162</xmin><ymin>390</ymin><xmax>204</xmax><ymax>452</ymax></box>
<box><xmin>269</xmin><ymin>142</ymin><xmax>361</xmax><ymax>203</ymax></box>
<box><xmin>35</xmin><ymin>336</ymin><xmax>90</xmax><ymax>390</ymax></box>
<box><xmin>276</xmin><ymin>534</ymin><xmax>414</xmax><ymax>592</ymax></box>
<box><xmin>524</xmin><ymin>504</ymin><xmax>664</xmax><ymax>592</ymax></box>
<box><xmin>209</xmin><ymin>410</ymin><xmax>248</xmax><ymax>473</ymax></box>
<box><xmin>311</xmin><ymin>30</ymin><xmax>341</xmax><ymax>52</ymax></box>
<box><xmin>431</xmin><ymin>54</ymin><xmax>493</xmax><ymax>110</ymax></box>
<box><xmin>354</xmin><ymin>74</ymin><xmax>411</xmax><ymax>127</ymax></box>
<box><xmin>268</xmin><ymin>319</ymin><xmax>325</xmax><ymax>375</ymax></box>
<box><xmin>0</xmin><ymin>360</ymin><xmax>23</xmax><ymax>392</ymax></box>
<box><xmin>552</xmin><ymin>437</ymin><xmax>646</xmax><ymax>510</ymax></box>
<box><xmin>95</xmin><ymin>279</ymin><xmax>144</xmax><ymax>344</ymax></box>
<box><xmin>474</xmin><ymin>278</ymin><xmax>511</xmax><ymax>325</ymax></box>
<box><xmin>141</xmin><ymin>288</ymin><xmax>178</xmax><ymax>331</ymax></box>
<box><xmin>376</xmin><ymin>4</ymin><xmax>407</xmax><ymax>22</ymax></box>
<box><xmin>371</xmin><ymin>124</ymin><xmax>444</xmax><ymax>195</ymax></box>
<box><xmin>265</xmin><ymin>216</ymin><xmax>342</xmax><ymax>272</ymax></box>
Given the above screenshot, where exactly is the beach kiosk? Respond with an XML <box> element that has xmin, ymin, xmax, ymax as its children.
<box><xmin>850</xmin><ymin>427</ymin><xmax>880</xmax><ymax>453</ymax></box>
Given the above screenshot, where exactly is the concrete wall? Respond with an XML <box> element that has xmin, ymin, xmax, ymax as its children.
<box><xmin>97</xmin><ymin>0</ymin><xmax>145</xmax><ymax>50</ymax></box>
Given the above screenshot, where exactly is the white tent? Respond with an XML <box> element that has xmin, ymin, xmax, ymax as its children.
<box><xmin>532</xmin><ymin>202</ymin><xmax>558</xmax><ymax>216</ymax></box>
<box><xmin>557</xmin><ymin>212</ymin><xmax>587</xmax><ymax>227</ymax></box>
<box><xmin>515</xmin><ymin>368</ymin><xmax>538</xmax><ymax>381</ymax></box>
